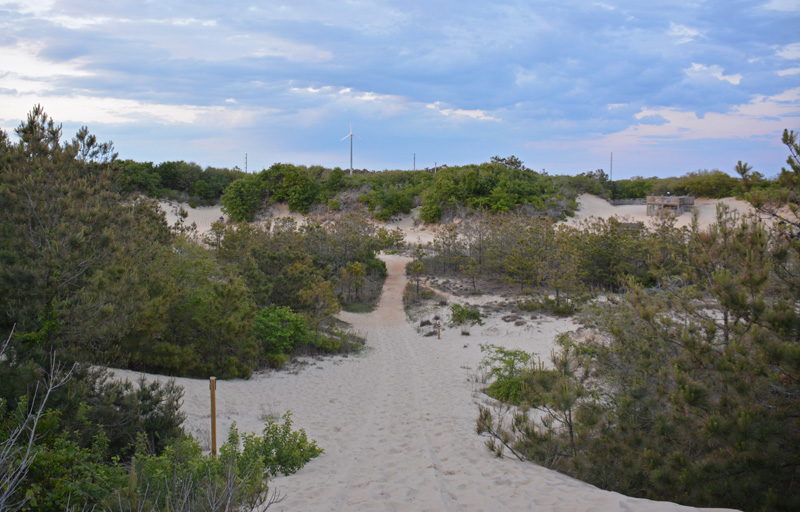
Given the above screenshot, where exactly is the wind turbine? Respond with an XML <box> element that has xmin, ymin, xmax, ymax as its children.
<box><xmin>341</xmin><ymin>123</ymin><xmax>355</xmax><ymax>175</ymax></box>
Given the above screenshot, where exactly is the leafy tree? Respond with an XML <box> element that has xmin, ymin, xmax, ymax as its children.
<box><xmin>253</xmin><ymin>306</ymin><xmax>309</xmax><ymax>361</ymax></box>
<box><xmin>221</xmin><ymin>176</ymin><xmax>265</xmax><ymax>222</ymax></box>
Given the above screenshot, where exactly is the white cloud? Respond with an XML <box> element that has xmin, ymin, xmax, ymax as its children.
<box><xmin>668</xmin><ymin>22</ymin><xmax>702</xmax><ymax>44</ymax></box>
<box><xmin>426</xmin><ymin>102</ymin><xmax>500</xmax><ymax>122</ymax></box>
<box><xmin>290</xmin><ymin>84</ymin><xmax>410</xmax><ymax>117</ymax></box>
<box><xmin>597</xmin><ymin>87</ymin><xmax>800</xmax><ymax>147</ymax></box>
<box><xmin>763</xmin><ymin>0</ymin><xmax>800</xmax><ymax>12</ymax></box>
<box><xmin>0</xmin><ymin>43</ymin><xmax>92</xmax><ymax>79</ymax></box>
<box><xmin>593</xmin><ymin>2</ymin><xmax>616</xmax><ymax>11</ymax></box>
<box><xmin>0</xmin><ymin>94</ymin><xmax>268</xmax><ymax>127</ymax></box>
<box><xmin>0</xmin><ymin>0</ymin><xmax>55</xmax><ymax>16</ymax></box>
<box><xmin>777</xmin><ymin>67</ymin><xmax>800</xmax><ymax>76</ymax></box>
<box><xmin>167</xmin><ymin>18</ymin><xmax>217</xmax><ymax>27</ymax></box>
<box><xmin>514</xmin><ymin>67</ymin><xmax>538</xmax><ymax>86</ymax></box>
<box><xmin>777</xmin><ymin>42</ymin><xmax>800</xmax><ymax>59</ymax></box>
<box><xmin>684</xmin><ymin>63</ymin><xmax>742</xmax><ymax>85</ymax></box>
<box><xmin>607</xmin><ymin>103</ymin><xmax>627</xmax><ymax>110</ymax></box>
<box><xmin>208</xmin><ymin>34</ymin><xmax>332</xmax><ymax>63</ymax></box>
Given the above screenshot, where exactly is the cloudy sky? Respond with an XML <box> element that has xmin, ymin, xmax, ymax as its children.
<box><xmin>0</xmin><ymin>0</ymin><xmax>798</xmax><ymax>177</ymax></box>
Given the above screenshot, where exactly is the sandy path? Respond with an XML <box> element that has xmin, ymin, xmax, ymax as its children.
<box><xmin>114</xmin><ymin>255</ymin><xmax>735</xmax><ymax>511</ymax></box>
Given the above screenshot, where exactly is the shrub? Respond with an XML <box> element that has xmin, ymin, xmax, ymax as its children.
<box><xmin>117</xmin><ymin>414</ymin><xmax>321</xmax><ymax>511</ymax></box>
<box><xmin>253</xmin><ymin>305</ymin><xmax>310</xmax><ymax>357</ymax></box>
<box><xmin>450</xmin><ymin>303</ymin><xmax>483</xmax><ymax>326</ymax></box>
<box><xmin>265</xmin><ymin>352</ymin><xmax>290</xmax><ymax>369</ymax></box>
<box><xmin>479</xmin><ymin>345</ymin><xmax>534</xmax><ymax>404</ymax></box>
<box><xmin>250</xmin><ymin>412</ymin><xmax>323</xmax><ymax>477</ymax></box>
<box><xmin>517</xmin><ymin>297</ymin><xmax>580</xmax><ymax>316</ymax></box>
<box><xmin>221</xmin><ymin>176</ymin><xmax>265</xmax><ymax>222</ymax></box>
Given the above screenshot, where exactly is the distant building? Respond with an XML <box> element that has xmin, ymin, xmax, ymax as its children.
<box><xmin>646</xmin><ymin>195</ymin><xmax>695</xmax><ymax>216</ymax></box>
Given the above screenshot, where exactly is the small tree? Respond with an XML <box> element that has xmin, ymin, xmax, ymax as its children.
<box><xmin>221</xmin><ymin>176</ymin><xmax>265</xmax><ymax>222</ymax></box>
<box><xmin>253</xmin><ymin>306</ymin><xmax>309</xmax><ymax>365</ymax></box>
<box><xmin>450</xmin><ymin>303</ymin><xmax>482</xmax><ymax>334</ymax></box>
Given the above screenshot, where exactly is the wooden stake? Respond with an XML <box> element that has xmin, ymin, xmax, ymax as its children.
<box><xmin>209</xmin><ymin>376</ymin><xmax>217</xmax><ymax>457</ymax></box>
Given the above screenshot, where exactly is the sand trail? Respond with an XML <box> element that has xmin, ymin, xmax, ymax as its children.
<box><xmin>265</xmin><ymin>256</ymin><xmax>736</xmax><ymax>511</ymax></box>
<box><xmin>113</xmin><ymin>254</ymin><xmax>737</xmax><ymax>511</ymax></box>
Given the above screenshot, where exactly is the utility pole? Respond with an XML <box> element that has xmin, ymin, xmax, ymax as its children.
<box><xmin>245</xmin><ymin>153</ymin><xmax>248</xmax><ymax>173</ymax></box>
<box><xmin>413</xmin><ymin>153</ymin><xmax>416</xmax><ymax>171</ymax></box>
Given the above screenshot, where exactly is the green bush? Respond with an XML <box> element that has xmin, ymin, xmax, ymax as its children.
<box><xmin>265</xmin><ymin>352</ymin><xmax>291</xmax><ymax>369</ymax></box>
<box><xmin>479</xmin><ymin>345</ymin><xmax>534</xmax><ymax>404</ymax></box>
<box><xmin>253</xmin><ymin>305</ymin><xmax>310</xmax><ymax>357</ymax></box>
<box><xmin>450</xmin><ymin>303</ymin><xmax>483</xmax><ymax>326</ymax></box>
<box><xmin>517</xmin><ymin>297</ymin><xmax>580</xmax><ymax>316</ymax></box>
<box><xmin>250</xmin><ymin>412</ymin><xmax>323</xmax><ymax>476</ymax></box>
<box><xmin>221</xmin><ymin>176</ymin><xmax>265</xmax><ymax>222</ymax></box>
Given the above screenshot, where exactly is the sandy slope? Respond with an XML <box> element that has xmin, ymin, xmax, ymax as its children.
<box><xmin>566</xmin><ymin>194</ymin><xmax>760</xmax><ymax>230</ymax></box>
<box><xmin>159</xmin><ymin>194</ymin><xmax>765</xmax><ymax>248</ymax></box>
<box><xmin>112</xmin><ymin>255</ymin><xmax>736</xmax><ymax>512</ymax></box>
<box><xmin>157</xmin><ymin>200</ymin><xmax>436</xmax><ymax>244</ymax></box>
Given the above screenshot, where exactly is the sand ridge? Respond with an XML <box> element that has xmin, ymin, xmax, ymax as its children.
<box><xmin>158</xmin><ymin>194</ymin><xmax>764</xmax><ymax>248</ymax></box>
<box><xmin>566</xmin><ymin>194</ymin><xmax>761</xmax><ymax>230</ymax></box>
<box><xmin>112</xmin><ymin>255</ymin><xmax>738</xmax><ymax>511</ymax></box>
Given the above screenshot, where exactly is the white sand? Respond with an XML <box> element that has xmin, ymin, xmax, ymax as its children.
<box><xmin>112</xmin><ymin>255</ymin><xmax>737</xmax><ymax>512</ymax></box>
<box><xmin>159</xmin><ymin>200</ymin><xmax>227</xmax><ymax>232</ymax></box>
<box><xmin>157</xmin><ymin>200</ymin><xmax>437</xmax><ymax>245</ymax></box>
<box><xmin>566</xmin><ymin>194</ymin><xmax>761</xmax><ymax>230</ymax></box>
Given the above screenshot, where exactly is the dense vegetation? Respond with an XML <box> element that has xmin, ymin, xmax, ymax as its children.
<box><xmin>0</xmin><ymin>107</ymin><xmax>375</xmax><ymax>509</ymax></box>
<box><xmin>119</xmin><ymin>159</ymin><xmax>247</xmax><ymax>205</ymax></box>
<box><xmin>217</xmin><ymin>155</ymin><xmax>787</xmax><ymax>226</ymax></box>
<box><xmin>1</xmin><ymin>108</ymin><xmax>398</xmax><ymax>379</ymax></box>
<box><xmin>219</xmin><ymin>158</ymin><xmax>579</xmax><ymax>223</ymax></box>
<box><xmin>467</xmin><ymin>133</ymin><xmax>800</xmax><ymax>511</ymax></box>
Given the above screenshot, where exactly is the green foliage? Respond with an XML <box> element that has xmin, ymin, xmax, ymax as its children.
<box><xmin>252</xmin><ymin>412</ymin><xmax>323</xmax><ymax>477</ymax></box>
<box><xmin>479</xmin><ymin>206</ymin><xmax>800</xmax><ymax>511</ymax></box>
<box><xmin>479</xmin><ymin>345</ymin><xmax>533</xmax><ymax>404</ymax></box>
<box><xmin>517</xmin><ymin>296</ymin><xmax>580</xmax><ymax>316</ymax></box>
<box><xmin>575</xmin><ymin>217</ymin><xmax>657</xmax><ymax>290</ymax></box>
<box><xmin>221</xmin><ymin>176</ymin><xmax>265</xmax><ymax>222</ymax></box>
<box><xmin>261</xmin><ymin>163</ymin><xmax>321</xmax><ymax>213</ymax></box>
<box><xmin>123</xmin><ymin>414</ymin><xmax>320</xmax><ymax>512</ymax></box>
<box><xmin>253</xmin><ymin>305</ymin><xmax>310</xmax><ymax>360</ymax></box>
<box><xmin>610</xmin><ymin>176</ymin><xmax>657</xmax><ymax>199</ymax></box>
<box><xmin>679</xmin><ymin>169</ymin><xmax>739</xmax><ymax>198</ymax></box>
<box><xmin>450</xmin><ymin>303</ymin><xmax>482</xmax><ymax>326</ymax></box>
<box><xmin>419</xmin><ymin>162</ymin><xmax>574</xmax><ymax>222</ymax></box>
<box><xmin>117</xmin><ymin>159</ymin><xmax>245</xmax><ymax>203</ymax></box>
<box><xmin>19</xmin><ymin>431</ymin><xmax>127</xmax><ymax>511</ymax></box>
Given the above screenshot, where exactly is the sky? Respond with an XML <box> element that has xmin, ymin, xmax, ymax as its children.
<box><xmin>0</xmin><ymin>0</ymin><xmax>798</xmax><ymax>178</ymax></box>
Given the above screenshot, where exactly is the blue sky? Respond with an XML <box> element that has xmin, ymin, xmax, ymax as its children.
<box><xmin>0</xmin><ymin>0</ymin><xmax>798</xmax><ymax>178</ymax></box>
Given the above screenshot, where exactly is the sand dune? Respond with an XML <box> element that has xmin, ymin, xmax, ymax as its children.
<box><xmin>159</xmin><ymin>194</ymin><xmax>766</xmax><ymax>247</ymax></box>
<box><xmin>157</xmin><ymin>201</ymin><xmax>436</xmax><ymax>244</ymax></box>
<box><xmin>112</xmin><ymin>255</ymin><xmax>737</xmax><ymax>511</ymax></box>
<box><xmin>566</xmin><ymin>194</ymin><xmax>760</xmax><ymax>230</ymax></box>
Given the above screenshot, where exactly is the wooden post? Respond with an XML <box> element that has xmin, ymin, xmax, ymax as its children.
<box><xmin>436</xmin><ymin>322</ymin><xmax>441</xmax><ymax>340</ymax></box>
<box><xmin>209</xmin><ymin>376</ymin><xmax>217</xmax><ymax>457</ymax></box>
